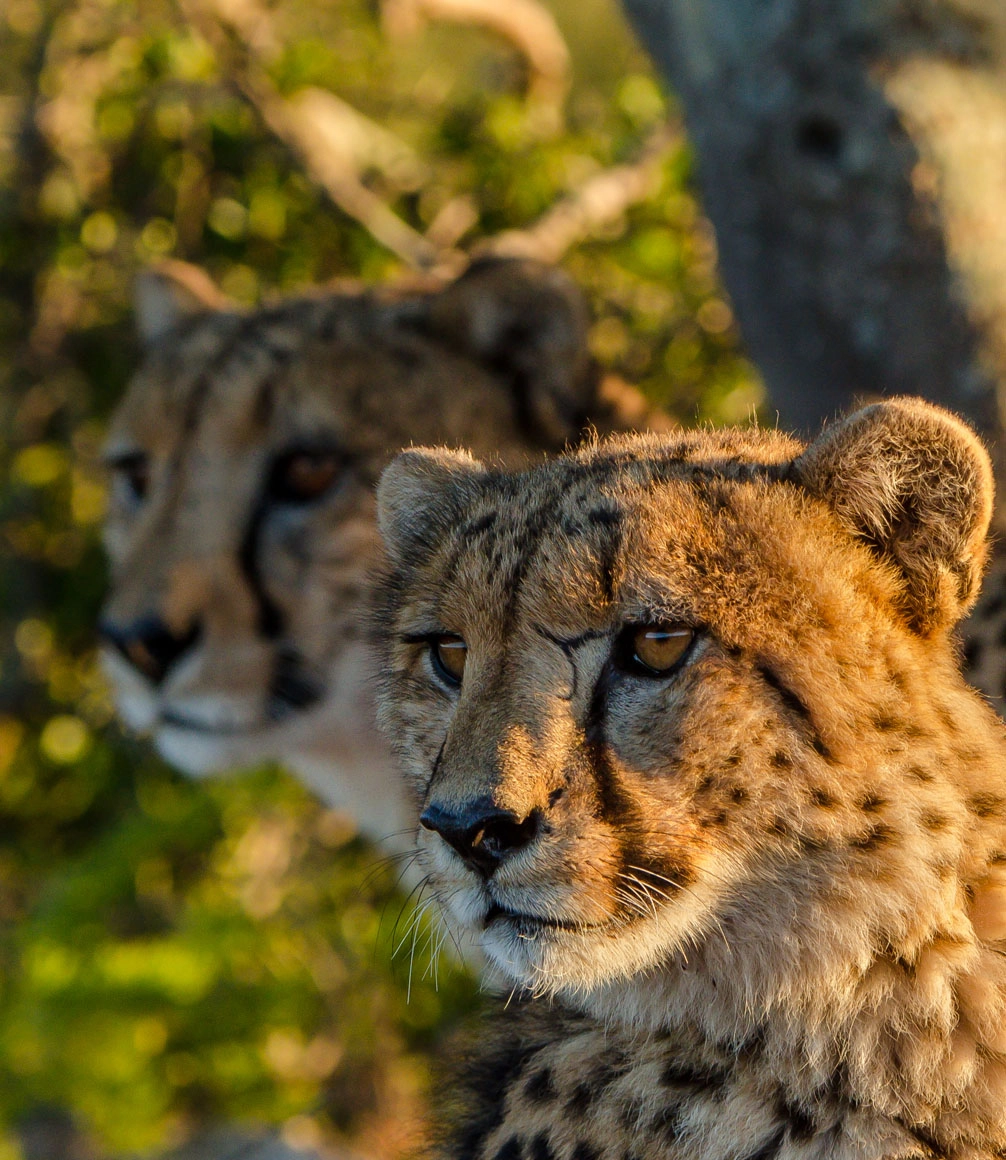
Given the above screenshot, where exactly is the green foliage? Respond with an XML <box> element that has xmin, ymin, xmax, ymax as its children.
<box><xmin>0</xmin><ymin>0</ymin><xmax>762</xmax><ymax>1155</ymax></box>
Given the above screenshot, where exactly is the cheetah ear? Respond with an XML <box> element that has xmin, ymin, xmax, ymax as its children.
<box><xmin>377</xmin><ymin>446</ymin><xmax>487</xmax><ymax>565</ymax></box>
<box><xmin>793</xmin><ymin>398</ymin><xmax>994</xmax><ymax>635</ymax></box>
<box><xmin>135</xmin><ymin>260</ymin><xmax>230</xmax><ymax>345</ymax></box>
<box><xmin>425</xmin><ymin>257</ymin><xmax>597</xmax><ymax>449</ymax></box>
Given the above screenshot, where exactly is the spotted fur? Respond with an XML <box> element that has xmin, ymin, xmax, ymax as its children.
<box><xmin>102</xmin><ymin>258</ymin><xmax>662</xmax><ymax>842</ymax></box>
<box><xmin>375</xmin><ymin>400</ymin><xmax>1006</xmax><ymax>1158</ymax></box>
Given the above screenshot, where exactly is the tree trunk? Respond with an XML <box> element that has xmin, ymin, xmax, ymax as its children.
<box><xmin>621</xmin><ymin>0</ymin><xmax>1006</xmax><ymax>451</ymax></box>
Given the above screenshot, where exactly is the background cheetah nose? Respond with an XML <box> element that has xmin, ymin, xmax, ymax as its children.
<box><xmin>420</xmin><ymin>798</ymin><xmax>542</xmax><ymax>879</ymax></box>
<box><xmin>99</xmin><ymin>615</ymin><xmax>202</xmax><ymax>686</ymax></box>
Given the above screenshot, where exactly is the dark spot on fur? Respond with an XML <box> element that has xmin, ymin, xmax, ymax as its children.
<box><xmin>735</xmin><ymin>1025</ymin><xmax>767</xmax><ymax>1062</ymax></box>
<box><xmin>772</xmin><ymin>816</ymin><xmax>792</xmax><ymax>838</ymax></box>
<box><xmin>493</xmin><ymin>1136</ymin><xmax>523</xmax><ymax>1160</ymax></box>
<box><xmin>797</xmin><ymin>833</ymin><xmax>830</xmax><ymax>854</ymax></box>
<box><xmin>571</xmin><ymin>1144</ymin><xmax>600</xmax><ymax>1160</ymax></box>
<box><xmin>811</xmin><ymin>736</ymin><xmax>835</xmax><ymax>762</ymax></box>
<box><xmin>859</xmin><ymin>793</ymin><xmax>885</xmax><ymax>813</ymax></box>
<box><xmin>893</xmin><ymin>953</ymin><xmax>917</xmax><ymax>977</ymax></box>
<box><xmin>770</xmin><ymin>751</ymin><xmax>792</xmax><ymax>769</ymax></box>
<box><xmin>955</xmin><ymin>744</ymin><xmax>984</xmax><ymax>765</ymax></box>
<box><xmin>893</xmin><ymin>1119</ymin><xmax>949</xmax><ymax>1158</ymax></box>
<box><xmin>524</xmin><ymin>1067</ymin><xmax>556</xmax><ymax>1104</ymax></box>
<box><xmin>937</xmin><ymin>705</ymin><xmax>958</xmax><ymax>732</ymax></box>
<box><xmin>871</xmin><ymin>712</ymin><xmax>901</xmax><ymax>732</ymax></box>
<box><xmin>968</xmin><ymin>792</ymin><xmax>1003</xmax><ymax>819</ymax></box>
<box><xmin>591</xmin><ymin>1052</ymin><xmax>630</xmax><ymax>1090</ymax></box>
<box><xmin>661</xmin><ymin>1060</ymin><xmax>728</xmax><ymax>1091</ymax></box>
<box><xmin>565</xmin><ymin>1082</ymin><xmax>594</xmax><ymax>1117</ymax></box>
<box><xmin>648</xmin><ymin>1105</ymin><xmax>684</xmax><ymax>1144</ymax></box>
<box><xmin>463</xmin><ymin>511</ymin><xmax>498</xmax><ymax>537</ymax></box>
<box><xmin>588</xmin><ymin>506</ymin><xmax>621</xmax><ymax>527</ymax></box>
<box><xmin>776</xmin><ymin>1094</ymin><xmax>816</xmax><ymax>1141</ymax></box>
<box><xmin>618</xmin><ymin>1095</ymin><xmax>644</xmax><ymax>1130</ymax></box>
<box><xmin>922</xmin><ymin>811</ymin><xmax>949</xmax><ymax>832</ymax></box>
<box><xmin>696</xmin><ymin>774</ymin><xmax>717</xmax><ymax>795</ymax></box>
<box><xmin>740</xmin><ymin>1127</ymin><xmax>786</xmax><ymax>1160</ymax></box>
<box><xmin>757</xmin><ymin>664</ymin><xmax>813</xmax><ymax>726</ymax></box>
<box><xmin>731</xmin><ymin>786</ymin><xmax>747</xmax><ymax>804</ymax></box>
<box><xmin>810</xmin><ymin>788</ymin><xmax>836</xmax><ymax>809</ymax></box>
<box><xmin>530</xmin><ymin>1135</ymin><xmax>554</xmax><ymax>1160</ymax></box>
<box><xmin>906</xmin><ymin>764</ymin><xmax>934</xmax><ymax>783</ymax></box>
<box><xmin>851</xmin><ymin>824</ymin><xmax>895</xmax><ymax>851</ymax></box>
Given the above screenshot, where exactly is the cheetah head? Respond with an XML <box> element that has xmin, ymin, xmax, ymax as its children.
<box><xmin>375</xmin><ymin>401</ymin><xmax>1006</xmax><ymax>1033</ymax></box>
<box><xmin>101</xmin><ymin>257</ymin><xmax>623</xmax><ymax>832</ymax></box>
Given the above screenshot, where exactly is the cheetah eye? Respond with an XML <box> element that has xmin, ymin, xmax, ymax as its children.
<box><xmin>430</xmin><ymin>634</ymin><xmax>467</xmax><ymax>686</ymax></box>
<box><xmin>108</xmin><ymin>451</ymin><xmax>150</xmax><ymax>504</ymax></box>
<box><xmin>617</xmin><ymin>623</ymin><xmax>695</xmax><ymax>678</ymax></box>
<box><xmin>268</xmin><ymin>447</ymin><xmax>344</xmax><ymax>504</ymax></box>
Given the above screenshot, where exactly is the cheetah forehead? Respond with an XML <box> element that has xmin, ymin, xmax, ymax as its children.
<box><xmin>379</xmin><ymin>400</ymin><xmax>994</xmax><ymax>641</ymax></box>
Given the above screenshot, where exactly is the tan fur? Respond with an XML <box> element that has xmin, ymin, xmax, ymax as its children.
<box><xmin>374</xmin><ymin>400</ymin><xmax>1006</xmax><ymax>1158</ymax></box>
<box><xmin>102</xmin><ymin>258</ymin><xmax>667</xmax><ymax>844</ymax></box>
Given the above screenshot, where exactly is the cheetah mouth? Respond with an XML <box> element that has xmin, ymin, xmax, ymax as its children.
<box><xmin>482</xmin><ymin>903</ymin><xmax>606</xmax><ymax>935</ymax></box>
<box><xmin>159</xmin><ymin>711</ymin><xmax>252</xmax><ymax>736</ymax></box>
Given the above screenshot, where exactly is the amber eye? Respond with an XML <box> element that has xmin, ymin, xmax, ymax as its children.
<box><xmin>268</xmin><ymin>448</ymin><xmax>344</xmax><ymax>504</ymax></box>
<box><xmin>430</xmin><ymin>634</ymin><xmax>467</xmax><ymax>686</ymax></box>
<box><xmin>109</xmin><ymin>452</ymin><xmax>150</xmax><ymax>503</ymax></box>
<box><xmin>619</xmin><ymin>623</ymin><xmax>695</xmax><ymax>677</ymax></box>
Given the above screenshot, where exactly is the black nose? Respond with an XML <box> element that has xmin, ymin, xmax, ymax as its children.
<box><xmin>420</xmin><ymin>798</ymin><xmax>542</xmax><ymax>879</ymax></box>
<box><xmin>99</xmin><ymin>615</ymin><xmax>201</xmax><ymax>685</ymax></box>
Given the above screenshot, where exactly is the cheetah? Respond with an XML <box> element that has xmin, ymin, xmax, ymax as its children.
<box><xmin>100</xmin><ymin>257</ymin><xmax>662</xmax><ymax>842</ymax></box>
<box><xmin>374</xmin><ymin>399</ymin><xmax>1006</xmax><ymax>1158</ymax></box>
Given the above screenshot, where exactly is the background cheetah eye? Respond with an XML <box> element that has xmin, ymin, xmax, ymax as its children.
<box><xmin>268</xmin><ymin>447</ymin><xmax>344</xmax><ymax>504</ymax></box>
<box><xmin>430</xmin><ymin>634</ymin><xmax>467</xmax><ymax>686</ymax></box>
<box><xmin>108</xmin><ymin>452</ymin><xmax>150</xmax><ymax>504</ymax></box>
<box><xmin>617</xmin><ymin>623</ymin><xmax>695</xmax><ymax>677</ymax></box>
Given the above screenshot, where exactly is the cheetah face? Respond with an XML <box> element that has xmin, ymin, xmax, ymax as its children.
<box><xmin>100</xmin><ymin>258</ymin><xmax>606</xmax><ymax>816</ymax></box>
<box><xmin>375</xmin><ymin>402</ymin><xmax>997</xmax><ymax>1003</ymax></box>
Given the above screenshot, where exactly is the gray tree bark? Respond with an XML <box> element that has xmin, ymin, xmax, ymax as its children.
<box><xmin>622</xmin><ymin>0</ymin><xmax>1006</xmax><ymax>449</ymax></box>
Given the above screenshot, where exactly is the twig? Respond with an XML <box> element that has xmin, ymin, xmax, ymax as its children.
<box><xmin>382</xmin><ymin>0</ymin><xmax>571</xmax><ymax>121</ymax></box>
<box><xmin>481</xmin><ymin>122</ymin><xmax>681</xmax><ymax>264</ymax></box>
<box><xmin>178</xmin><ymin>0</ymin><xmax>447</xmax><ymax>269</ymax></box>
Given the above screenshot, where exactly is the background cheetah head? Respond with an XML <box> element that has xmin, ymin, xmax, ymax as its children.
<box><xmin>101</xmin><ymin>257</ymin><xmax>637</xmax><ymax>834</ymax></box>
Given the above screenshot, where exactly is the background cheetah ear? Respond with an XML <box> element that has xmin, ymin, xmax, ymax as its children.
<box><xmin>425</xmin><ymin>257</ymin><xmax>596</xmax><ymax>449</ymax></box>
<box><xmin>377</xmin><ymin>447</ymin><xmax>487</xmax><ymax>565</ymax></box>
<box><xmin>793</xmin><ymin>398</ymin><xmax>994</xmax><ymax>636</ymax></box>
<box><xmin>135</xmin><ymin>260</ymin><xmax>230</xmax><ymax>345</ymax></box>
